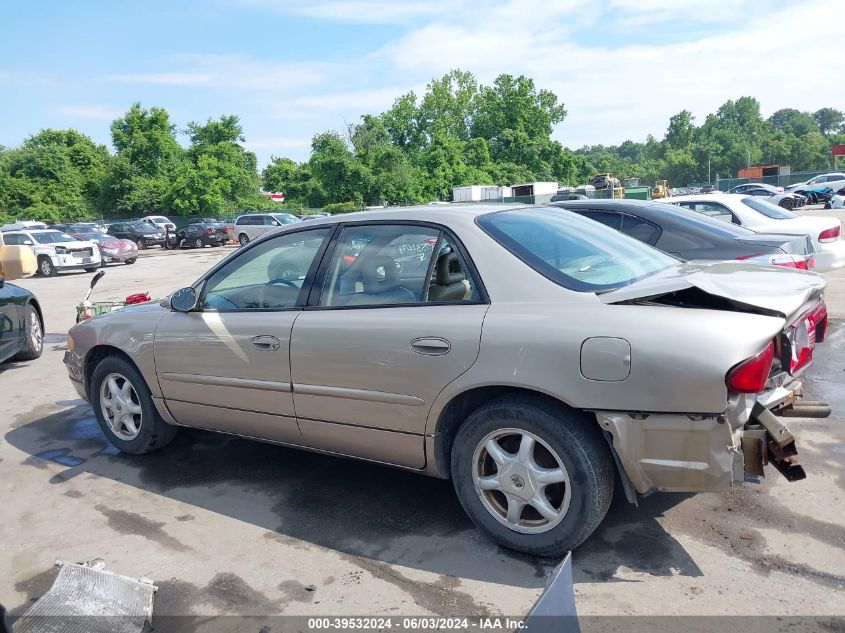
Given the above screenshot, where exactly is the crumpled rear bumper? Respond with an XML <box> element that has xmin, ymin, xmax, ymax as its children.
<box><xmin>597</xmin><ymin>377</ymin><xmax>823</xmax><ymax>496</ymax></box>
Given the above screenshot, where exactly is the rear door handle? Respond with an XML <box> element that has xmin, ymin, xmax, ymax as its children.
<box><xmin>410</xmin><ymin>337</ymin><xmax>451</xmax><ymax>356</ymax></box>
<box><xmin>251</xmin><ymin>335</ymin><xmax>281</xmax><ymax>351</ymax></box>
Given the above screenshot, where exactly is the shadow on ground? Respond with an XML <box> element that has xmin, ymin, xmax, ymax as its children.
<box><xmin>6</xmin><ymin>403</ymin><xmax>699</xmax><ymax>588</ymax></box>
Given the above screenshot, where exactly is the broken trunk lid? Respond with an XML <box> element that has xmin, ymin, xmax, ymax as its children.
<box><xmin>599</xmin><ymin>261</ymin><xmax>825</xmax><ymax>320</ymax></box>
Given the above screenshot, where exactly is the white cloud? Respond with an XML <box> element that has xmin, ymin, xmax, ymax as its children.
<box><xmin>105</xmin><ymin>72</ymin><xmax>215</xmax><ymax>86</ymax></box>
<box><xmin>54</xmin><ymin>105</ymin><xmax>124</xmax><ymax>120</ymax></box>
<box><xmin>231</xmin><ymin>0</ymin><xmax>463</xmax><ymax>24</ymax></box>
<box><xmin>375</xmin><ymin>0</ymin><xmax>845</xmax><ymax>148</ymax></box>
<box><xmin>105</xmin><ymin>54</ymin><xmax>336</xmax><ymax>92</ymax></box>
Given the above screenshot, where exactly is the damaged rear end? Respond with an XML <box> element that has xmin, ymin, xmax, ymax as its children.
<box><xmin>599</xmin><ymin>261</ymin><xmax>829</xmax><ymax>492</ymax></box>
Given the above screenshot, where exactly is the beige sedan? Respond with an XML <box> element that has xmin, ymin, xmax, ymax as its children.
<box><xmin>65</xmin><ymin>205</ymin><xmax>828</xmax><ymax>555</ymax></box>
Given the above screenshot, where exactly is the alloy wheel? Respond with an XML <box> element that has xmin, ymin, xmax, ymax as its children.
<box><xmin>99</xmin><ymin>372</ymin><xmax>143</xmax><ymax>440</ymax></box>
<box><xmin>29</xmin><ymin>310</ymin><xmax>42</xmax><ymax>353</ymax></box>
<box><xmin>472</xmin><ymin>428</ymin><xmax>571</xmax><ymax>534</ymax></box>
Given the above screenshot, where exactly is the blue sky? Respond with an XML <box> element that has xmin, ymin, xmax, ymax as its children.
<box><xmin>2</xmin><ymin>0</ymin><xmax>842</xmax><ymax>167</ymax></box>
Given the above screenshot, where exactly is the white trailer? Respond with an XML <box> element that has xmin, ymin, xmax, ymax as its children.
<box><xmin>452</xmin><ymin>185</ymin><xmax>506</xmax><ymax>202</ymax></box>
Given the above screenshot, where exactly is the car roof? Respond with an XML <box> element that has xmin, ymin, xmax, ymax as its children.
<box><xmin>549</xmin><ymin>198</ymin><xmax>758</xmax><ymax>233</ymax></box>
<box><xmin>286</xmin><ymin>203</ymin><xmax>527</xmax><ymax>224</ymax></box>
<box><xmin>666</xmin><ymin>193</ymin><xmax>747</xmax><ymax>202</ymax></box>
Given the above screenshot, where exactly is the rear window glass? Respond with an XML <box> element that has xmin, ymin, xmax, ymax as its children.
<box><xmin>741</xmin><ymin>197</ymin><xmax>796</xmax><ymax>219</ymax></box>
<box><xmin>477</xmin><ymin>208</ymin><xmax>678</xmax><ymax>292</ymax></box>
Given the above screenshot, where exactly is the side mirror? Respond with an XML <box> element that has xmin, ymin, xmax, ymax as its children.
<box><xmin>23</xmin><ymin>240</ymin><xmax>33</xmax><ymax>246</ymax></box>
<box><xmin>170</xmin><ymin>287</ymin><xmax>198</xmax><ymax>312</ymax></box>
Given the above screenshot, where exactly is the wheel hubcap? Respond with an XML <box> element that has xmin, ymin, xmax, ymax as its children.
<box><xmin>29</xmin><ymin>312</ymin><xmax>42</xmax><ymax>352</ymax></box>
<box><xmin>472</xmin><ymin>428</ymin><xmax>571</xmax><ymax>534</ymax></box>
<box><xmin>99</xmin><ymin>372</ymin><xmax>143</xmax><ymax>440</ymax></box>
<box><xmin>41</xmin><ymin>260</ymin><xmax>50</xmax><ymax>275</ymax></box>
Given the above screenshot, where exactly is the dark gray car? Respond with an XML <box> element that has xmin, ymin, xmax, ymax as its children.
<box><xmin>551</xmin><ymin>199</ymin><xmax>814</xmax><ymax>269</ymax></box>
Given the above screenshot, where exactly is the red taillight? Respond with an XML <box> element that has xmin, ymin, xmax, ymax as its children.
<box><xmin>819</xmin><ymin>226</ymin><xmax>840</xmax><ymax>242</ymax></box>
<box><xmin>205</xmin><ymin>228</ymin><xmax>214</xmax><ymax>235</ymax></box>
<box><xmin>807</xmin><ymin>256</ymin><xmax>816</xmax><ymax>269</ymax></box>
<box><xmin>726</xmin><ymin>341</ymin><xmax>775</xmax><ymax>393</ymax></box>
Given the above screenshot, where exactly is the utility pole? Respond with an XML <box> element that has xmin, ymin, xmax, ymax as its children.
<box><xmin>708</xmin><ymin>156</ymin><xmax>711</xmax><ymax>184</ymax></box>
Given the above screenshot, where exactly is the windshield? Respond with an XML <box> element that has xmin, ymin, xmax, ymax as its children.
<box><xmin>148</xmin><ymin>216</ymin><xmax>169</xmax><ymax>223</ymax></box>
<box><xmin>272</xmin><ymin>214</ymin><xmax>301</xmax><ymax>225</ymax></box>
<box><xmin>129</xmin><ymin>222</ymin><xmax>157</xmax><ymax>232</ymax></box>
<box><xmin>478</xmin><ymin>207</ymin><xmax>678</xmax><ymax>292</ymax></box>
<box><xmin>32</xmin><ymin>231</ymin><xmax>78</xmax><ymax>244</ymax></box>
<box><xmin>741</xmin><ymin>196</ymin><xmax>797</xmax><ymax>219</ymax></box>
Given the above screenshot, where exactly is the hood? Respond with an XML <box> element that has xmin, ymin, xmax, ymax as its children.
<box><xmin>600</xmin><ymin>261</ymin><xmax>825</xmax><ymax>321</ymax></box>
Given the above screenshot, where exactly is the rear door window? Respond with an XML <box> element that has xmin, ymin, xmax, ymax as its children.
<box><xmin>620</xmin><ymin>215</ymin><xmax>661</xmax><ymax>244</ymax></box>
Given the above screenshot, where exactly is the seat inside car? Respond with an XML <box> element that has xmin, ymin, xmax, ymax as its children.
<box><xmin>428</xmin><ymin>251</ymin><xmax>470</xmax><ymax>301</ymax></box>
<box><xmin>349</xmin><ymin>254</ymin><xmax>417</xmax><ymax>305</ymax></box>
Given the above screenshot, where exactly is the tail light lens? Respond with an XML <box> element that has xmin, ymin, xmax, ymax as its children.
<box><xmin>726</xmin><ymin>341</ymin><xmax>775</xmax><ymax>393</ymax></box>
<box><xmin>738</xmin><ymin>253</ymin><xmax>812</xmax><ymax>270</ymax></box>
<box><xmin>205</xmin><ymin>228</ymin><xmax>214</xmax><ymax>235</ymax></box>
<box><xmin>783</xmin><ymin>301</ymin><xmax>827</xmax><ymax>373</ymax></box>
<box><xmin>819</xmin><ymin>226</ymin><xmax>840</xmax><ymax>242</ymax></box>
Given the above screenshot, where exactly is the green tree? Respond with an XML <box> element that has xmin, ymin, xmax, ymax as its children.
<box><xmin>813</xmin><ymin>108</ymin><xmax>844</xmax><ymax>136</ymax></box>
<box><xmin>0</xmin><ymin>129</ymin><xmax>109</xmax><ymax>221</ymax></box>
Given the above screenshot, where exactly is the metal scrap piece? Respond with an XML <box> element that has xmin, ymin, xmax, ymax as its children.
<box><xmin>12</xmin><ymin>562</ymin><xmax>156</xmax><ymax>633</ymax></box>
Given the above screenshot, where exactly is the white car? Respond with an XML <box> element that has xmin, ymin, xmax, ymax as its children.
<box><xmin>233</xmin><ymin>212</ymin><xmax>301</xmax><ymax>246</ymax></box>
<box><xmin>1</xmin><ymin>220</ymin><xmax>49</xmax><ymax>232</ymax></box>
<box><xmin>786</xmin><ymin>172</ymin><xmax>845</xmax><ymax>194</ymax></box>
<box><xmin>667</xmin><ymin>193</ymin><xmax>844</xmax><ymax>272</ymax></box>
<box><xmin>140</xmin><ymin>215</ymin><xmax>176</xmax><ymax>232</ymax></box>
<box><xmin>1</xmin><ymin>229</ymin><xmax>101</xmax><ymax>276</ymax></box>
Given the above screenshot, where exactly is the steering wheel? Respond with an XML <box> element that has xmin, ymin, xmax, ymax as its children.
<box><xmin>256</xmin><ymin>277</ymin><xmax>299</xmax><ymax>308</ymax></box>
<box><xmin>267</xmin><ymin>277</ymin><xmax>298</xmax><ymax>288</ymax></box>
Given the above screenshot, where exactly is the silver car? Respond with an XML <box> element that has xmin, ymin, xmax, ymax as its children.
<box><xmin>64</xmin><ymin>205</ymin><xmax>829</xmax><ymax>555</ymax></box>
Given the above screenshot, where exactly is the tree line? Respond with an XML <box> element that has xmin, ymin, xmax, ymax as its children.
<box><xmin>1</xmin><ymin>69</ymin><xmax>844</xmax><ymax>223</ymax></box>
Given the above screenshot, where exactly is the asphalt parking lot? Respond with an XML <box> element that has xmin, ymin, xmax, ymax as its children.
<box><xmin>2</xmin><ymin>209</ymin><xmax>845</xmax><ymax>627</ymax></box>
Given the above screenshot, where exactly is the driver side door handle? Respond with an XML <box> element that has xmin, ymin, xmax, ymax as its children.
<box><xmin>410</xmin><ymin>337</ymin><xmax>451</xmax><ymax>356</ymax></box>
<box><xmin>251</xmin><ymin>335</ymin><xmax>281</xmax><ymax>351</ymax></box>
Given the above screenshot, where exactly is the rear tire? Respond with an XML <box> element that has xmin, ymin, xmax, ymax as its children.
<box><xmin>90</xmin><ymin>355</ymin><xmax>177</xmax><ymax>454</ymax></box>
<box><xmin>125</xmin><ymin>258</ymin><xmax>136</xmax><ymax>265</ymax></box>
<box><xmin>84</xmin><ymin>267</ymin><xmax>98</xmax><ymax>273</ymax></box>
<box><xmin>13</xmin><ymin>303</ymin><xmax>43</xmax><ymax>361</ymax></box>
<box><xmin>238</xmin><ymin>233</ymin><xmax>249</xmax><ymax>246</ymax></box>
<box><xmin>37</xmin><ymin>256</ymin><xmax>57</xmax><ymax>277</ymax></box>
<box><xmin>779</xmin><ymin>198</ymin><xmax>794</xmax><ymax>210</ymax></box>
<box><xmin>450</xmin><ymin>394</ymin><xmax>614</xmax><ymax>556</ymax></box>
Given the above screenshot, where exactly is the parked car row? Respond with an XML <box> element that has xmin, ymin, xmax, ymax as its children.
<box><xmin>669</xmin><ymin>193</ymin><xmax>844</xmax><ymax>272</ymax></box>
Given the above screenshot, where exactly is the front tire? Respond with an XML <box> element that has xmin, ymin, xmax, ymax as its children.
<box><xmin>450</xmin><ymin>395</ymin><xmax>614</xmax><ymax>556</ymax></box>
<box><xmin>13</xmin><ymin>303</ymin><xmax>43</xmax><ymax>361</ymax></box>
<box><xmin>125</xmin><ymin>257</ymin><xmax>136</xmax><ymax>265</ymax></box>
<box><xmin>37</xmin><ymin>256</ymin><xmax>57</xmax><ymax>277</ymax></box>
<box><xmin>85</xmin><ymin>267</ymin><xmax>99</xmax><ymax>273</ymax></box>
<box><xmin>194</xmin><ymin>237</ymin><xmax>204</xmax><ymax>249</ymax></box>
<box><xmin>90</xmin><ymin>355</ymin><xmax>177</xmax><ymax>454</ymax></box>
